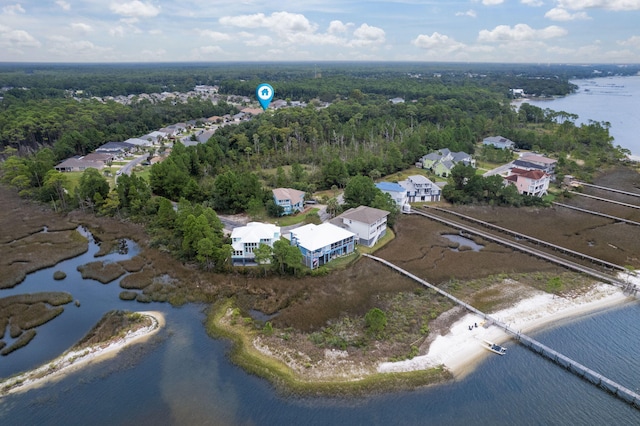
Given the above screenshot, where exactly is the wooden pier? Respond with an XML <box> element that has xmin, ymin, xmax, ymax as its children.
<box><xmin>426</xmin><ymin>206</ymin><xmax>627</xmax><ymax>272</ymax></box>
<box><xmin>575</xmin><ymin>182</ymin><xmax>640</xmax><ymax>199</ymax></box>
<box><xmin>553</xmin><ymin>202</ymin><xmax>640</xmax><ymax>227</ymax></box>
<box><xmin>410</xmin><ymin>207</ymin><xmax>639</xmax><ymax>294</ymax></box>
<box><xmin>570</xmin><ymin>191</ymin><xmax>640</xmax><ymax>210</ymax></box>
<box><xmin>363</xmin><ymin>254</ymin><xmax>640</xmax><ymax>409</ymax></box>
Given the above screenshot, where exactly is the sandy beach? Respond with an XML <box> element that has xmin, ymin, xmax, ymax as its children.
<box><xmin>378</xmin><ymin>278</ymin><xmax>637</xmax><ymax>378</ymax></box>
<box><xmin>0</xmin><ymin>311</ymin><xmax>165</xmax><ymax>397</ymax></box>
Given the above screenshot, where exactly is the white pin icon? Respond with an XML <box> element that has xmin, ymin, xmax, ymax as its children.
<box><xmin>256</xmin><ymin>83</ymin><xmax>274</xmax><ymax>110</ymax></box>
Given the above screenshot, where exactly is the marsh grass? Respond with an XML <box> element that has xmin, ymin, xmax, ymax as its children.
<box><xmin>118</xmin><ymin>255</ymin><xmax>147</xmax><ymax>272</ymax></box>
<box><xmin>72</xmin><ymin>310</ymin><xmax>153</xmax><ymax>350</ymax></box>
<box><xmin>77</xmin><ymin>261</ymin><xmax>126</xmax><ymax>284</ymax></box>
<box><xmin>0</xmin><ymin>230</ymin><xmax>88</xmax><ymax>289</ymax></box>
<box><xmin>206</xmin><ymin>301</ymin><xmax>451</xmax><ymax>397</ymax></box>
<box><xmin>0</xmin><ymin>292</ymin><xmax>72</xmax><ymax>355</ymax></box>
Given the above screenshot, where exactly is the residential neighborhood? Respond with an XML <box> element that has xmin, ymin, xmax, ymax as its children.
<box><xmin>48</xmin><ymin>84</ymin><xmax>560</xmax><ymax>273</ymax></box>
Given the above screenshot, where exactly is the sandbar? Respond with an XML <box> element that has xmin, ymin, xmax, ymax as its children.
<box><xmin>0</xmin><ymin>311</ymin><xmax>164</xmax><ymax>396</ymax></box>
<box><xmin>378</xmin><ymin>280</ymin><xmax>636</xmax><ymax>378</ymax></box>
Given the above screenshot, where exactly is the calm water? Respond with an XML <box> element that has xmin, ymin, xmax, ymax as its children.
<box><xmin>1</xmin><ymin>229</ymin><xmax>640</xmax><ymax>424</ymax></box>
<box><xmin>519</xmin><ymin>75</ymin><xmax>640</xmax><ymax>156</ymax></box>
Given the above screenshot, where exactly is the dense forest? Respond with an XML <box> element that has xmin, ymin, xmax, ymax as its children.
<box><xmin>1</xmin><ymin>62</ymin><xmax>633</xmax><ymax>272</ymax></box>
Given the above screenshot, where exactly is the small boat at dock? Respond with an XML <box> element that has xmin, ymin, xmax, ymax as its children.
<box><xmin>483</xmin><ymin>340</ymin><xmax>507</xmax><ymax>355</ymax></box>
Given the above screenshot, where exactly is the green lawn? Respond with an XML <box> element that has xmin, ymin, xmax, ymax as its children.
<box><xmin>274</xmin><ymin>208</ymin><xmax>320</xmax><ymax>227</ymax></box>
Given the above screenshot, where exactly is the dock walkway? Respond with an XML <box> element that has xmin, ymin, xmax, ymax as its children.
<box><xmin>363</xmin><ymin>254</ymin><xmax>640</xmax><ymax>409</ymax></box>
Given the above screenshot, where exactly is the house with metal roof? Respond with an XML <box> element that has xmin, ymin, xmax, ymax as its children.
<box><xmin>289</xmin><ymin>223</ymin><xmax>356</xmax><ymax>269</ymax></box>
<box><xmin>330</xmin><ymin>205</ymin><xmax>389</xmax><ymax>247</ymax></box>
<box><xmin>398</xmin><ymin>175</ymin><xmax>441</xmax><ymax>203</ymax></box>
<box><xmin>375</xmin><ymin>182</ymin><xmax>408</xmax><ymax>209</ymax></box>
<box><xmin>231</xmin><ymin>222</ymin><xmax>281</xmax><ymax>265</ymax></box>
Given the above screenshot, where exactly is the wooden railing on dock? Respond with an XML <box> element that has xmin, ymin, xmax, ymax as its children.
<box><xmin>363</xmin><ymin>254</ymin><xmax>640</xmax><ymax>409</ymax></box>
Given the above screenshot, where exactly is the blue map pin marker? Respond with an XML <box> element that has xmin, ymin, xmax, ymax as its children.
<box><xmin>256</xmin><ymin>83</ymin><xmax>274</xmax><ymax>110</ymax></box>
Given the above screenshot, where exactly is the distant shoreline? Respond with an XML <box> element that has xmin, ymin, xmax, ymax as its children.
<box><xmin>0</xmin><ymin>311</ymin><xmax>164</xmax><ymax>397</ymax></box>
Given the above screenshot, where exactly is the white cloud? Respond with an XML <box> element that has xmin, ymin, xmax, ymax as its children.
<box><xmin>110</xmin><ymin>1</ymin><xmax>160</xmax><ymax>18</ymax></box>
<box><xmin>109</xmin><ymin>25</ymin><xmax>126</xmax><ymax>37</ymax></box>
<box><xmin>47</xmin><ymin>37</ymin><xmax>113</xmax><ymax>58</ymax></box>
<box><xmin>521</xmin><ymin>0</ymin><xmax>544</xmax><ymax>5</ymax></box>
<box><xmin>618</xmin><ymin>35</ymin><xmax>640</xmax><ymax>47</ymax></box>
<box><xmin>71</xmin><ymin>23</ymin><xmax>93</xmax><ymax>33</ymax></box>
<box><xmin>557</xmin><ymin>0</ymin><xmax>640</xmax><ymax>11</ymax></box>
<box><xmin>2</xmin><ymin>4</ymin><xmax>25</xmax><ymax>15</ymax></box>
<box><xmin>412</xmin><ymin>32</ymin><xmax>466</xmax><ymax>52</ymax></box>
<box><xmin>245</xmin><ymin>35</ymin><xmax>273</xmax><ymax>47</ymax></box>
<box><xmin>328</xmin><ymin>20</ymin><xmax>352</xmax><ymax>34</ymax></box>
<box><xmin>56</xmin><ymin>0</ymin><xmax>71</xmax><ymax>11</ymax></box>
<box><xmin>348</xmin><ymin>23</ymin><xmax>385</xmax><ymax>47</ymax></box>
<box><xmin>0</xmin><ymin>27</ymin><xmax>41</xmax><ymax>48</ymax></box>
<box><xmin>545</xmin><ymin>7</ymin><xmax>591</xmax><ymax>20</ymax></box>
<box><xmin>191</xmin><ymin>45</ymin><xmax>225</xmax><ymax>59</ymax></box>
<box><xmin>456</xmin><ymin>10</ymin><xmax>478</xmax><ymax>18</ymax></box>
<box><xmin>482</xmin><ymin>0</ymin><xmax>505</xmax><ymax>5</ymax></box>
<box><xmin>197</xmin><ymin>30</ymin><xmax>231</xmax><ymax>42</ymax></box>
<box><xmin>478</xmin><ymin>24</ymin><xmax>568</xmax><ymax>42</ymax></box>
<box><xmin>219</xmin><ymin>12</ymin><xmax>317</xmax><ymax>35</ymax></box>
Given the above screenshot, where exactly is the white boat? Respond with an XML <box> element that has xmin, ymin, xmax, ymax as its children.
<box><xmin>483</xmin><ymin>340</ymin><xmax>507</xmax><ymax>355</ymax></box>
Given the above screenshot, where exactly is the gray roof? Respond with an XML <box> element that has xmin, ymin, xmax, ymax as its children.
<box><xmin>337</xmin><ymin>205</ymin><xmax>389</xmax><ymax>224</ymax></box>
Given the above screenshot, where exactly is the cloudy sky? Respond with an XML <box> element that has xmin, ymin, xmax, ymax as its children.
<box><xmin>1</xmin><ymin>1</ymin><xmax>639</xmax><ymax>63</ymax></box>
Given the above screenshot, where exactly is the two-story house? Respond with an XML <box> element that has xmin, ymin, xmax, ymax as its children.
<box><xmin>504</xmin><ymin>168</ymin><xmax>550</xmax><ymax>197</ymax></box>
<box><xmin>512</xmin><ymin>153</ymin><xmax>557</xmax><ymax>180</ymax></box>
<box><xmin>375</xmin><ymin>182</ymin><xmax>408</xmax><ymax>210</ymax></box>
<box><xmin>331</xmin><ymin>206</ymin><xmax>389</xmax><ymax>247</ymax></box>
<box><xmin>231</xmin><ymin>222</ymin><xmax>281</xmax><ymax>265</ymax></box>
<box><xmin>419</xmin><ymin>148</ymin><xmax>475</xmax><ymax>177</ymax></box>
<box><xmin>272</xmin><ymin>188</ymin><xmax>305</xmax><ymax>216</ymax></box>
<box><xmin>399</xmin><ymin>175</ymin><xmax>441</xmax><ymax>203</ymax></box>
<box><xmin>290</xmin><ymin>223</ymin><xmax>356</xmax><ymax>269</ymax></box>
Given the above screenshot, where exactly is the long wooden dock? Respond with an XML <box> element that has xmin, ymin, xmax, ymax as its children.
<box><xmin>410</xmin><ymin>207</ymin><xmax>639</xmax><ymax>294</ymax></box>
<box><xmin>363</xmin><ymin>254</ymin><xmax>640</xmax><ymax>409</ymax></box>
<box><xmin>553</xmin><ymin>202</ymin><xmax>640</xmax><ymax>227</ymax></box>
<box><xmin>570</xmin><ymin>191</ymin><xmax>640</xmax><ymax>209</ymax></box>
<box><xmin>426</xmin><ymin>206</ymin><xmax>626</xmax><ymax>272</ymax></box>
<box><xmin>576</xmin><ymin>182</ymin><xmax>640</xmax><ymax>198</ymax></box>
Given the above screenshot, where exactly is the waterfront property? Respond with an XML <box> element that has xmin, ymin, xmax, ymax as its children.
<box><xmin>399</xmin><ymin>175</ymin><xmax>441</xmax><ymax>203</ymax></box>
<box><xmin>231</xmin><ymin>222</ymin><xmax>281</xmax><ymax>265</ymax></box>
<box><xmin>289</xmin><ymin>223</ymin><xmax>356</xmax><ymax>269</ymax></box>
<box><xmin>272</xmin><ymin>187</ymin><xmax>305</xmax><ymax>216</ymax></box>
<box><xmin>513</xmin><ymin>153</ymin><xmax>557</xmax><ymax>179</ymax></box>
<box><xmin>375</xmin><ymin>181</ymin><xmax>409</xmax><ymax>210</ymax></box>
<box><xmin>331</xmin><ymin>205</ymin><xmax>389</xmax><ymax>247</ymax></box>
<box><xmin>504</xmin><ymin>168</ymin><xmax>550</xmax><ymax>197</ymax></box>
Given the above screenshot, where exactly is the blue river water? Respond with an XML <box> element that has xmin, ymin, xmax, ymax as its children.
<box><xmin>1</xmin><ymin>228</ymin><xmax>640</xmax><ymax>425</ymax></box>
<box><xmin>519</xmin><ymin>75</ymin><xmax>640</xmax><ymax>156</ymax></box>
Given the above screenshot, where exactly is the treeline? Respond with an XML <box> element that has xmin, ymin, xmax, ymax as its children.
<box><xmin>0</xmin><ymin>97</ymin><xmax>237</xmax><ymax>156</ymax></box>
<box><xmin>2</xmin><ymin>62</ymin><xmax>638</xmax><ymax>101</ymax></box>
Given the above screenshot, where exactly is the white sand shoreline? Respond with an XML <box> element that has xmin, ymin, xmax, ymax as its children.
<box><xmin>378</xmin><ymin>280</ymin><xmax>637</xmax><ymax>378</ymax></box>
<box><xmin>0</xmin><ymin>311</ymin><xmax>165</xmax><ymax>397</ymax></box>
